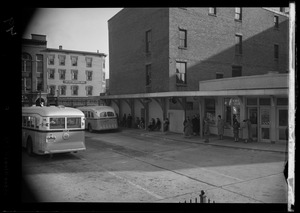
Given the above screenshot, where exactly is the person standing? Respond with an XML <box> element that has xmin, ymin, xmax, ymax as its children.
<box><xmin>154</xmin><ymin>118</ymin><xmax>162</xmax><ymax>131</ymax></box>
<box><xmin>183</xmin><ymin>117</ymin><xmax>193</xmax><ymax>138</ymax></box>
<box><xmin>203</xmin><ymin>117</ymin><xmax>210</xmax><ymax>143</ymax></box>
<box><xmin>148</xmin><ymin>118</ymin><xmax>156</xmax><ymax>131</ymax></box>
<box><xmin>232</xmin><ymin>118</ymin><xmax>240</xmax><ymax>142</ymax></box>
<box><xmin>217</xmin><ymin>115</ymin><xmax>225</xmax><ymax>140</ymax></box>
<box><xmin>192</xmin><ymin>115</ymin><xmax>198</xmax><ymax>136</ymax></box>
<box><xmin>163</xmin><ymin>118</ymin><xmax>169</xmax><ymax>132</ymax></box>
<box><xmin>122</xmin><ymin>113</ymin><xmax>127</xmax><ymax>127</ymax></box>
<box><xmin>242</xmin><ymin>119</ymin><xmax>252</xmax><ymax>143</ymax></box>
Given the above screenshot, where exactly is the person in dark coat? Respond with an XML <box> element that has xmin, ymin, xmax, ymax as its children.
<box><xmin>203</xmin><ymin>117</ymin><xmax>210</xmax><ymax>142</ymax></box>
<box><xmin>127</xmin><ymin>113</ymin><xmax>132</xmax><ymax>128</ymax></box>
<box><xmin>183</xmin><ymin>117</ymin><xmax>193</xmax><ymax>138</ymax></box>
<box><xmin>122</xmin><ymin>113</ymin><xmax>127</xmax><ymax>127</ymax></box>
<box><xmin>148</xmin><ymin>118</ymin><xmax>156</xmax><ymax>131</ymax></box>
<box><xmin>192</xmin><ymin>115</ymin><xmax>198</xmax><ymax>136</ymax></box>
<box><xmin>232</xmin><ymin>118</ymin><xmax>240</xmax><ymax>142</ymax></box>
<box><xmin>154</xmin><ymin>118</ymin><xmax>162</xmax><ymax>131</ymax></box>
<box><xmin>217</xmin><ymin>115</ymin><xmax>225</xmax><ymax>140</ymax></box>
<box><xmin>163</xmin><ymin>118</ymin><xmax>169</xmax><ymax>132</ymax></box>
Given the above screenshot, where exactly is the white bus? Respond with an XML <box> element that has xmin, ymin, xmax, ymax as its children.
<box><xmin>22</xmin><ymin>105</ymin><xmax>86</xmax><ymax>156</ymax></box>
<box><xmin>77</xmin><ymin>106</ymin><xmax>118</xmax><ymax>132</ymax></box>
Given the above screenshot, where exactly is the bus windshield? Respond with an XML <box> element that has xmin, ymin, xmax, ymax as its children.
<box><xmin>50</xmin><ymin>118</ymin><xmax>65</xmax><ymax>129</ymax></box>
<box><xmin>67</xmin><ymin>117</ymin><xmax>81</xmax><ymax>128</ymax></box>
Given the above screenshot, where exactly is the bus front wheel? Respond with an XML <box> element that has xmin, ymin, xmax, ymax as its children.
<box><xmin>88</xmin><ymin>124</ymin><xmax>93</xmax><ymax>133</ymax></box>
<box><xmin>26</xmin><ymin>138</ymin><xmax>34</xmax><ymax>157</ymax></box>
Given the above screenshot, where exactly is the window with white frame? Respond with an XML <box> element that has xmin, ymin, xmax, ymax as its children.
<box><xmin>235</xmin><ymin>34</ymin><xmax>242</xmax><ymax>55</ymax></box>
<box><xmin>274</xmin><ymin>44</ymin><xmax>279</xmax><ymax>60</ymax></box>
<box><xmin>58</xmin><ymin>69</ymin><xmax>66</xmax><ymax>80</ymax></box>
<box><xmin>179</xmin><ymin>29</ymin><xmax>187</xmax><ymax>48</ymax></box>
<box><xmin>22</xmin><ymin>53</ymin><xmax>32</xmax><ymax>72</ymax></box>
<box><xmin>71</xmin><ymin>70</ymin><xmax>78</xmax><ymax>80</ymax></box>
<box><xmin>86</xmin><ymin>86</ymin><xmax>93</xmax><ymax>96</ymax></box>
<box><xmin>86</xmin><ymin>57</ymin><xmax>92</xmax><ymax>67</ymax></box>
<box><xmin>48</xmin><ymin>69</ymin><xmax>55</xmax><ymax>79</ymax></box>
<box><xmin>59</xmin><ymin>85</ymin><xmax>66</xmax><ymax>95</ymax></box>
<box><xmin>58</xmin><ymin>55</ymin><xmax>66</xmax><ymax>66</ymax></box>
<box><xmin>36</xmin><ymin>54</ymin><xmax>43</xmax><ymax>73</ymax></box>
<box><xmin>209</xmin><ymin>7</ymin><xmax>216</xmax><ymax>15</ymax></box>
<box><xmin>235</xmin><ymin>7</ymin><xmax>242</xmax><ymax>21</ymax></box>
<box><xmin>49</xmin><ymin>85</ymin><xmax>56</xmax><ymax>96</ymax></box>
<box><xmin>86</xmin><ymin>71</ymin><xmax>93</xmax><ymax>81</ymax></box>
<box><xmin>71</xmin><ymin>56</ymin><xmax>78</xmax><ymax>66</ymax></box>
<box><xmin>176</xmin><ymin>61</ymin><xmax>187</xmax><ymax>85</ymax></box>
<box><xmin>48</xmin><ymin>55</ymin><xmax>55</xmax><ymax>65</ymax></box>
<box><xmin>274</xmin><ymin>15</ymin><xmax>279</xmax><ymax>28</ymax></box>
<box><xmin>71</xmin><ymin>85</ymin><xmax>79</xmax><ymax>95</ymax></box>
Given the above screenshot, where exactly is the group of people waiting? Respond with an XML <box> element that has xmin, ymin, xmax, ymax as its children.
<box><xmin>119</xmin><ymin>112</ymin><xmax>253</xmax><ymax>143</ymax></box>
<box><xmin>184</xmin><ymin>114</ymin><xmax>252</xmax><ymax>143</ymax></box>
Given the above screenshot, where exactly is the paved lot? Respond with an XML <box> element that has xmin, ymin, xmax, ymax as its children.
<box><xmin>22</xmin><ymin>129</ymin><xmax>288</xmax><ymax>203</ymax></box>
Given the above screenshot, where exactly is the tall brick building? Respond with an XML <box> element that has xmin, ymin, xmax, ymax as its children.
<box><xmin>104</xmin><ymin>7</ymin><xmax>290</xmax><ymax>143</ymax></box>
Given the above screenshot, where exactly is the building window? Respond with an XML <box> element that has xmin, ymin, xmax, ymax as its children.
<box><xmin>86</xmin><ymin>86</ymin><xmax>93</xmax><ymax>96</ymax></box>
<box><xmin>71</xmin><ymin>70</ymin><xmax>78</xmax><ymax>80</ymax></box>
<box><xmin>36</xmin><ymin>77</ymin><xmax>43</xmax><ymax>91</ymax></box>
<box><xmin>48</xmin><ymin>55</ymin><xmax>55</xmax><ymax>65</ymax></box>
<box><xmin>71</xmin><ymin>85</ymin><xmax>78</xmax><ymax>96</ymax></box>
<box><xmin>205</xmin><ymin>98</ymin><xmax>216</xmax><ymax>125</ymax></box>
<box><xmin>86</xmin><ymin>71</ymin><xmax>93</xmax><ymax>81</ymax></box>
<box><xmin>235</xmin><ymin>34</ymin><xmax>242</xmax><ymax>55</ymax></box>
<box><xmin>209</xmin><ymin>7</ymin><xmax>216</xmax><ymax>15</ymax></box>
<box><xmin>274</xmin><ymin>15</ymin><xmax>279</xmax><ymax>28</ymax></box>
<box><xmin>36</xmin><ymin>54</ymin><xmax>43</xmax><ymax>73</ymax></box>
<box><xmin>179</xmin><ymin>29</ymin><xmax>187</xmax><ymax>48</ymax></box>
<box><xmin>86</xmin><ymin>57</ymin><xmax>92</xmax><ymax>67</ymax></box>
<box><xmin>246</xmin><ymin>98</ymin><xmax>258</xmax><ymax>106</ymax></box>
<box><xmin>176</xmin><ymin>62</ymin><xmax>187</xmax><ymax>84</ymax></box>
<box><xmin>71</xmin><ymin>56</ymin><xmax>78</xmax><ymax>66</ymax></box>
<box><xmin>146</xmin><ymin>30</ymin><xmax>152</xmax><ymax>53</ymax></box>
<box><xmin>274</xmin><ymin>44</ymin><xmax>279</xmax><ymax>60</ymax></box>
<box><xmin>277</xmin><ymin>98</ymin><xmax>288</xmax><ymax>106</ymax></box>
<box><xmin>48</xmin><ymin>69</ymin><xmax>55</xmax><ymax>79</ymax></box>
<box><xmin>58</xmin><ymin>69</ymin><xmax>66</xmax><ymax>80</ymax></box>
<box><xmin>59</xmin><ymin>85</ymin><xmax>66</xmax><ymax>95</ymax></box>
<box><xmin>224</xmin><ymin>97</ymin><xmax>240</xmax><ymax>126</ymax></box>
<box><xmin>58</xmin><ymin>55</ymin><xmax>66</xmax><ymax>66</ymax></box>
<box><xmin>232</xmin><ymin>66</ymin><xmax>242</xmax><ymax>77</ymax></box>
<box><xmin>22</xmin><ymin>53</ymin><xmax>32</xmax><ymax>72</ymax></box>
<box><xmin>259</xmin><ymin>98</ymin><xmax>271</xmax><ymax>106</ymax></box>
<box><xmin>49</xmin><ymin>85</ymin><xmax>56</xmax><ymax>96</ymax></box>
<box><xmin>146</xmin><ymin>64</ymin><xmax>151</xmax><ymax>86</ymax></box>
<box><xmin>216</xmin><ymin>72</ymin><xmax>224</xmax><ymax>79</ymax></box>
<box><xmin>235</xmin><ymin>7</ymin><xmax>242</xmax><ymax>21</ymax></box>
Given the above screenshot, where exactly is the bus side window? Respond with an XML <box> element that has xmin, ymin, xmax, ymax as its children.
<box><xmin>35</xmin><ymin>117</ymin><xmax>39</xmax><ymax>128</ymax></box>
<box><xmin>27</xmin><ymin>116</ymin><xmax>30</xmax><ymax>127</ymax></box>
<box><xmin>100</xmin><ymin>112</ymin><xmax>107</xmax><ymax>118</ymax></box>
<box><xmin>91</xmin><ymin>112</ymin><xmax>94</xmax><ymax>118</ymax></box>
<box><xmin>30</xmin><ymin>116</ymin><xmax>35</xmax><ymax>128</ymax></box>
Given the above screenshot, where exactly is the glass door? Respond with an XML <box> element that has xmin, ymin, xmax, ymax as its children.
<box><xmin>277</xmin><ymin>108</ymin><xmax>288</xmax><ymax>142</ymax></box>
<box><xmin>260</xmin><ymin>107</ymin><xmax>271</xmax><ymax>142</ymax></box>
<box><xmin>248</xmin><ymin>108</ymin><xmax>258</xmax><ymax>142</ymax></box>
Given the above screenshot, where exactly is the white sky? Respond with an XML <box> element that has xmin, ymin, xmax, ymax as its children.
<box><xmin>23</xmin><ymin>8</ymin><xmax>123</xmax><ymax>79</ymax></box>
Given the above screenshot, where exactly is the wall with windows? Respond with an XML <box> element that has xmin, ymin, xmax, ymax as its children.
<box><xmin>108</xmin><ymin>8</ymin><xmax>170</xmax><ymax>95</ymax></box>
<box><xmin>169</xmin><ymin>7</ymin><xmax>289</xmax><ymax>91</ymax></box>
<box><xmin>46</xmin><ymin>50</ymin><xmax>106</xmax><ymax>97</ymax></box>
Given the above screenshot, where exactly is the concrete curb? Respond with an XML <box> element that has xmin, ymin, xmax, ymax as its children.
<box><xmin>123</xmin><ymin>129</ymin><xmax>287</xmax><ymax>154</ymax></box>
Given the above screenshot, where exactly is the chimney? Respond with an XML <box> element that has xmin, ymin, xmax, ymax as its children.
<box><xmin>59</xmin><ymin>45</ymin><xmax>62</xmax><ymax>50</ymax></box>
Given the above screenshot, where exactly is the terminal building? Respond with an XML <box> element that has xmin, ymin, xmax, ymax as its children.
<box><xmin>102</xmin><ymin>7</ymin><xmax>290</xmax><ymax>143</ymax></box>
<box><xmin>22</xmin><ymin>34</ymin><xmax>107</xmax><ymax>107</ymax></box>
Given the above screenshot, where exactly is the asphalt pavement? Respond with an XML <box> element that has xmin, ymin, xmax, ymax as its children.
<box><xmin>122</xmin><ymin>128</ymin><xmax>288</xmax><ymax>154</ymax></box>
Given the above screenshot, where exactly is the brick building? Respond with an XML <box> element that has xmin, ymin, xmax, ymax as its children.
<box><xmin>103</xmin><ymin>7</ymin><xmax>290</xmax><ymax>143</ymax></box>
<box><xmin>22</xmin><ymin>34</ymin><xmax>107</xmax><ymax>106</ymax></box>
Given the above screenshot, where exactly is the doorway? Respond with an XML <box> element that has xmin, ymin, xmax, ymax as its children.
<box><xmin>277</xmin><ymin>108</ymin><xmax>288</xmax><ymax>142</ymax></box>
<box><xmin>248</xmin><ymin>107</ymin><xmax>258</xmax><ymax>142</ymax></box>
<box><xmin>260</xmin><ymin>107</ymin><xmax>271</xmax><ymax>142</ymax></box>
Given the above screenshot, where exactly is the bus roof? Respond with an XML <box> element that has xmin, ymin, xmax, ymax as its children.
<box><xmin>77</xmin><ymin>105</ymin><xmax>115</xmax><ymax>112</ymax></box>
<box><xmin>22</xmin><ymin>106</ymin><xmax>84</xmax><ymax>117</ymax></box>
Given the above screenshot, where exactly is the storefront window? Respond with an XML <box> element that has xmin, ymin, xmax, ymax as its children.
<box><xmin>259</xmin><ymin>98</ymin><xmax>271</xmax><ymax>106</ymax></box>
<box><xmin>224</xmin><ymin>97</ymin><xmax>240</xmax><ymax>126</ymax></box>
<box><xmin>205</xmin><ymin>98</ymin><xmax>216</xmax><ymax>125</ymax></box>
<box><xmin>247</xmin><ymin>98</ymin><xmax>257</xmax><ymax>106</ymax></box>
<box><xmin>277</xmin><ymin>98</ymin><xmax>288</xmax><ymax>106</ymax></box>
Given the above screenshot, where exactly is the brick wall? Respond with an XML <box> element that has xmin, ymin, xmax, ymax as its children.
<box><xmin>169</xmin><ymin>7</ymin><xmax>289</xmax><ymax>91</ymax></box>
<box><xmin>108</xmin><ymin>8</ymin><xmax>289</xmax><ymax>94</ymax></box>
<box><xmin>108</xmin><ymin>8</ymin><xmax>170</xmax><ymax>95</ymax></box>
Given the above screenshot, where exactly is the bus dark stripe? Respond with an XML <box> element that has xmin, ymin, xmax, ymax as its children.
<box><xmin>21</xmin><ymin>127</ymin><xmax>84</xmax><ymax>133</ymax></box>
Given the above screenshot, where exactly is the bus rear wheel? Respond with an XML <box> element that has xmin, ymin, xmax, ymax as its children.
<box><xmin>88</xmin><ymin>124</ymin><xmax>93</xmax><ymax>133</ymax></box>
<box><xmin>26</xmin><ymin>138</ymin><xmax>34</xmax><ymax>157</ymax></box>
